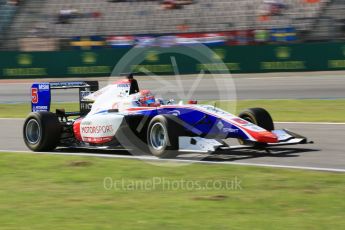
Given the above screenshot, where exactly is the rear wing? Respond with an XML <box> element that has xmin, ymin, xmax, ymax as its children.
<box><xmin>31</xmin><ymin>81</ymin><xmax>99</xmax><ymax>116</ymax></box>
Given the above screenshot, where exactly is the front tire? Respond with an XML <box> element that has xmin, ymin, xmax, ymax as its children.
<box><xmin>23</xmin><ymin>112</ymin><xmax>62</xmax><ymax>151</ymax></box>
<box><xmin>238</xmin><ymin>108</ymin><xmax>274</xmax><ymax>131</ymax></box>
<box><xmin>238</xmin><ymin>108</ymin><xmax>274</xmax><ymax>147</ymax></box>
<box><xmin>147</xmin><ymin>115</ymin><xmax>180</xmax><ymax>158</ymax></box>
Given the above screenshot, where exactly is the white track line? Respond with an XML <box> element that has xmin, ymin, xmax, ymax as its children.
<box><xmin>0</xmin><ymin>150</ymin><xmax>344</xmax><ymax>173</ymax></box>
<box><xmin>276</xmin><ymin>122</ymin><xmax>345</xmax><ymax>125</ymax></box>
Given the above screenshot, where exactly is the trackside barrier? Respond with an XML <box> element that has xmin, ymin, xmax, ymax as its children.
<box><xmin>0</xmin><ymin>42</ymin><xmax>344</xmax><ymax>78</ymax></box>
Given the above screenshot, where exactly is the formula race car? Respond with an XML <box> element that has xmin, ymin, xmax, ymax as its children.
<box><xmin>23</xmin><ymin>78</ymin><xmax>310</xmax><ymax>158</ymax></box>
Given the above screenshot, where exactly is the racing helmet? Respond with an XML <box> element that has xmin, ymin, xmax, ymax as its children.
<box><xmin>138</xmin><ymin>90</ymin><xmax>157</xmax><ymax>107</ymax></box>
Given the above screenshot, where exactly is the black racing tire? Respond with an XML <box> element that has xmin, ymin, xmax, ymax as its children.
<box><xmin>238</xmin><ymin>108</ymin><xmax>274</xmax><ymax>147</ymax></box>
<box><xmin>23</xmin><ymin>112</ymin><xmax>62</xmax><ymax>151</ymax></box>
<box><xmin>147</xmin><ymin>115</ymin><xmax>181</xmax><ymax>158</ymax></box>
<box><xmin>238</xmin><ymin>108</ymin><xmax>274</xmax><ymax>131</ymax></box>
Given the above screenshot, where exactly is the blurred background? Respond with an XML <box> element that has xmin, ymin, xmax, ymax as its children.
<box><xmin>0</xmin><ymin>0</ymin><xmax>344</xmax><ymax>77</ymax></box>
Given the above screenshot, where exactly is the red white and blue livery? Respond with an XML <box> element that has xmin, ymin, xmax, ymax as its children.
<box><xmin>23</xmin><ymin>79</ymin><xmax>310</xmax><ymax>158</ymax></box>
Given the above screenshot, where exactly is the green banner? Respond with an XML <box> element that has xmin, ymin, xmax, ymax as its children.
<box><xmin>0</xmin><ymin>49</ymin><xmax>128</xmax><ymax>78</ymax></box>
<box><xmin>0</xmin><ymin>42</ymin><xmax>344</xmax><ymax>78</ymax></box>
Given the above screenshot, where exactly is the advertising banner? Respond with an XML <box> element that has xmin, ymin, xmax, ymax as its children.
<box><xmin>0</xmin><ymin>42</ymin><xmax>344</xmax><ymax>78</ymax></box>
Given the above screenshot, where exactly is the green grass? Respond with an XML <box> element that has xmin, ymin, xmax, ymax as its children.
<box><xmin>216</xmin><ymin>99</ymin><xmax>345</xmax><ymax>122</ymax></box>
<box><xmin>1</xmin><ymin>99</ymin><xmax>345</xmax><ymax>122</ymax></box>
<box><xmin>0</xmin><ymin>152</ymin><xmax>344</xmax><ymax>229</ymax></box>
<box><xmin>0</xmin><ymin>103</ymin><xmax>79</xmax><ymax>118</ymax></box>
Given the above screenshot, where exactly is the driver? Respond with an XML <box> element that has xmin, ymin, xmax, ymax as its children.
<box><xmin>137</xmin><ymin>90</ymin><xmax>160</xmax><ymax>107</ymax></box>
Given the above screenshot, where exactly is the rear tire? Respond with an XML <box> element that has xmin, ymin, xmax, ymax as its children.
<box><xmin>23</xmin><ymin>112</ymin><xmax>62</xmax><ymax>151</ymax></box>
<box><xmin>147</xmin><ymin>115</ymin><xmax>181</xmax><ymax>158</ymax></box>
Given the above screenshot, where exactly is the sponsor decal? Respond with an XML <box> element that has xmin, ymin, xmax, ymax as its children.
<box><xmin>81</xmin><ymin>125</ymin><xmax>113</xmax><ymax>134</ymax></box>
<box><xmin>212</xmin><ymin>48</ymin><xmax>226</xmax><ymax>60</ymax></box>
<box><xmin>259</xmin><ymin>48</ymin><xmax>305</xmax><ymax>70</ymax></box>
<box><xmin>82</xmin><ymin>52</ymin><xmax>97</xmax><ymax>64</ymax></box>
<box><xmin>197</xmin><ymin>63</ymin><xmax>241</xmax><ymax>71</ymax></box>
<box><xmin>80</xmin><ymin>102</ymin><xmax>92</xmax><ymax>111</ymax></box>
<box><xmin>34</xmin><ymin>105</ymin><xmax>48</xmax><ymax>111</ymax></box>
<box><xmin>223</xmin><ymin>127</ymin><xmax>238</xmax><ymax>133</ymax></box>
<box><xmin>38</xmin><ymin>84</ymin><xmax>49</xmax><ymax>90</ymax></box>
<box><xmin>328</xmin><ymin>60</ymin><xmax>345</xmax><ymax>68</ymax></box>
<box><xmin>17</xmin><ymin>54</ymin><xmax>33</xmax><ymax>66</ymax></box>
<box><xmin>145</xmin><ymin>51</ymin><xmax>159</xmax><ymax>62</ymax></box>
<box><xmin>217</xmin><ymin>121</ymin><xmax>224</xmax><ymax>130</ymax></box>
<box><xmin>3</xmin><ymin>68</ymin><xmax>47</xmax><ymax>76</ymax></box>
<box><xmin>117</xmin><ymin>83</ymin><xmax>130</xmax><ymax>88</ymax></box>
<box><xmin>276</xmin><ymin>47</ymin><xmax>290</xmax><ymax>59</ymax></box>
<box><xmin>167</xmin><ymin>110</ymin><xmax>180</xmax><ymax>116</ymax></box>
<box><xmin>50</xmin><ymin>82</ymin><xmax>87</xmax><ymax>88</ymax></box>
<box><xmin>80</xmin><ymin>91</ymin><xmax>92</xmax><ymax>99</ymax></box>
<box><xmin>328</xmin><ymin>47</ymin><xmax>345</xmax><ymax>68</ymax></box>
<box><xmin>260</xmin><ymin>61</ymin><xmax>305</xmax><ymax>70</ymax></box>
<box><xmin>67</xmin><ymin>66</ymin><xmax>111</xmax><ymax>75</ymax></box>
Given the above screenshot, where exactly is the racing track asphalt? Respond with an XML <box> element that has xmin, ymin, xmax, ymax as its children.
<box><xmin>1</xmin><ymin>71</ymin><xmax>345</xmax><ymax>103</ymax></box>
<box><xmin>1</xmin><ymin>118</ymin><xmax>344</xmax><ymax>171</ymax></box>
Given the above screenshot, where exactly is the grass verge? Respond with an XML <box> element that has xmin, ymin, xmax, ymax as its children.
<box><xmin>0</xmin><ymin>152</ymin><xmax>344</xmax><ymax>229</ymax></box>
<box><xmin>0</xmin><ymin>103</ymin><xmax>78</xmax><ymax>118</ymax></box>
<box><xmin>1</xmin><ymin>99</ymin><xmax>345</xmax><ymax>122</ymax></box>
<box><xmin>219</xmin><ymin>99</ymin><xmax>345</xmax><ymax>122</ymax></box>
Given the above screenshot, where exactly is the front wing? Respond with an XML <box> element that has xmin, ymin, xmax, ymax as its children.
<box><xmin>180</xmin><ymin>129</ymin><xmax>311</xmax><ymax>153</ymax></box>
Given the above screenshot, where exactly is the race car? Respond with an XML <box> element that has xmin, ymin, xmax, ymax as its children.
<box><xmin>23</xmin><ymin>78</ymin><xmax>310</xmax><ymax>158</ymax></box>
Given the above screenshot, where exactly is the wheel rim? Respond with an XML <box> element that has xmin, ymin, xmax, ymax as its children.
<box><xmin>150</xmin><ymin>123</ymin><xmax>167</xmax><ymax>151</ymax></box>
<box><xmin>25</xmin><ymin>119</ymin><xmax>41</xmax><ymax>145</ymax></box>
